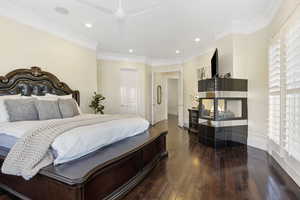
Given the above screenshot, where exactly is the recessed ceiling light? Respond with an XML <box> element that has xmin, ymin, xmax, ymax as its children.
<box><xmin>85</xmin><ymin>23</ymin><xmax>93</xmax><ymax>28</ymax></box>
<box><xmin>54</xmin><ymin>7</ymin><xmax>69</xmax><ymax>15</ymax></box>
<box><xmin>195</xmin><ymin>38</ymin><xmax>201</xmax><ymax>43</ymax></box>
<box><xmin>129</xmin><ymin>49</ymin><xmax>133</xmax><ymax>53</ymax></box>
<box><xmin>176</xmin><ymin>50</ymin><xmax>180</xmax><ymax>54</ymax></box>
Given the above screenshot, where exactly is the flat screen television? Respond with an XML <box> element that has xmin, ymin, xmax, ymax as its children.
<box><xmin>211</xmin><ymin>48</ymin><xmax>219</xmax><ymax>78</ymax></box>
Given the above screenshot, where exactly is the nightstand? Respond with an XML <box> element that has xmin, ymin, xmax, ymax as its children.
<box><xmin>188</xmin><ymin>108</ymin><xmax>199</xmax><ymax>134</ymax></box>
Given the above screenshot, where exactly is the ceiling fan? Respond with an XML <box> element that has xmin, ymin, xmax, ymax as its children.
<box><xmin>77</xmin><ymin>0</ymin><xmax>160</xmax><ymax>21</ymax></box>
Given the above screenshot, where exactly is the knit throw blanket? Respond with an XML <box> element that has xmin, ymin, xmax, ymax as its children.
<box><xmin>1</xmin><ymin>114</ymin><xmax>130</xmax><ymax>180</ymax></box>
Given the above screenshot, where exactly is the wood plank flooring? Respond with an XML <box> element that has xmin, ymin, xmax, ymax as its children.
<box><xmin>1</xmin><ymin>115</ymin><xmax>300</xmax><ymax>200</ymax></box>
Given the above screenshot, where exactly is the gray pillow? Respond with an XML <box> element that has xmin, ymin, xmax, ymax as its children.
<box><xmin>58</xmin><ymin>99</ymin><xmax>80</xmax><ymax>118</ymax></box>
<box><xmin>4</xmin><ymin>99</ymin><xmax>39</xmax><ymax>122</ymax></box>
<box><xmin>35</xmin><ymin>100</ymin><xmax>62</xmax><ymax>120</ymax></box>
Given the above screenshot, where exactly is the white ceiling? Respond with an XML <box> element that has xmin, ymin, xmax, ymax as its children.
<box><xmin>0</xmin><ymin>0</ymin><xmax>281</xmax><ymax>63</ymax></box>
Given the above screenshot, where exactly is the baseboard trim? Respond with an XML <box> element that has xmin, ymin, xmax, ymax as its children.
<box><xmin>247</xmin><ymin>132</ymin><xmax>267</xmax><ymax>151</ymax></box>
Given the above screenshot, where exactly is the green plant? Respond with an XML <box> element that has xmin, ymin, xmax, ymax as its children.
<box><xmin>89</xmin><ymin>92</ymin><xmax>105</xmax><ymax>114</ymax></box>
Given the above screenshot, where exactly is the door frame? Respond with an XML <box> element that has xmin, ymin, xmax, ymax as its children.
<box><xmin>151</xmin><ymin>65</ymin><xmax>184</xmax><ymax>127</ymax></box>
<box><xmin>166</xmin><ymin>77</ymin><xmax>179</xmax><ymax>119</ymax></box>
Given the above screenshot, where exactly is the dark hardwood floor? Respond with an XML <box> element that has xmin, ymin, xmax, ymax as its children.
<box><xmin>1</xmin><ymin>114</ymin><xmax>300</xmax><ymax>200</ymax></box>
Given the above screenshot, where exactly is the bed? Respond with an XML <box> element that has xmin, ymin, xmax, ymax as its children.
<box><xmin>0</xmin><ymin>67</ymin><xmax>168</xmax><ymax>200</ymax></box>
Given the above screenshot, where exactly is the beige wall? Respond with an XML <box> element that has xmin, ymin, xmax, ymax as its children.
<box><xmin>232</xmin><ymin>28</ymin><xmax>269</xmax><ymax>149</ymax></box>
<box><xmin>183</xmin><ymin>53</ymin><xmax>213</xmax><ymax>126</ymax></box>
<box><xmin>0</xmin><ymin>16</ymin><xmax>97</xmax><ymax>113</ymax></box>
<box><xmin>215</xmin><ymin>35</ymin><xmax>234</xmax><ymax>75</ymax></box>
<box><xmin>97</xmin><ymin>59</ymin><xmax>147</xmax><ymax>118</ymax></box>
<box><xmin>168</xmin><ymin>79</ymin><xmax>179</xmax><ymax>115</ymax></box>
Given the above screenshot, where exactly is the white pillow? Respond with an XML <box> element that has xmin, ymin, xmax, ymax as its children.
<box><xmin>32</xmin><ymin>95</ymin><xmax>57</xmax><ymax>101</ymax></box>
<box><xmin>0</xmin><ymin>95</ymin><xmax>22</xmax><ymax>123</ymax></box>
<box><xmin>45</xmin><ymin>94</ymin><xmax>82</xmax><ymax>114</ymax></box>
<box><xmin>46</xmin><ymin>94</ymin><xmax>72</xmax><ymax>99</ymax></box>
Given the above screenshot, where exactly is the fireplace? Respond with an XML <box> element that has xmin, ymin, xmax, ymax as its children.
<box><xmin>198</xmin><ymin>78</ymin><xmax>248</xmax><ymax>148</ymax></box>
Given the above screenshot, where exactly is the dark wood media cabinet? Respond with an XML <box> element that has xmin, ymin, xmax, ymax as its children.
<box><xmin>188</xmin><ymin>109</ymin><xmax>199</xmax><ymax>134</ymax></box>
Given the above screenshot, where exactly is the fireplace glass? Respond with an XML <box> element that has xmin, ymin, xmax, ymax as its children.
<box><xmin>200</xmin><ymin>98</ymin><xmax>244</xmax><ymax>121</ymax></box>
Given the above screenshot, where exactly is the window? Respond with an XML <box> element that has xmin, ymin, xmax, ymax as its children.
<box><xmin>268</xmin><ymin>40</ymin><xmax>281</xmax><ymax>145</ymax></box>
<box><xmin>269</xmin><ymin>21</ymin><xmax>300</xmax><ymax>162</ymax></box>
<box><xmin>285</xmin><ymin>24</ymin><xmax>300</xmax><ymax>160</ymax></box>
<box><xmin>120</xmin><ymin>69</ymin><xmax>138</xmax><ymax>114</ymax></box>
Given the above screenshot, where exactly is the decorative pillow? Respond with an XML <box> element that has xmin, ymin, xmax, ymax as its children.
<box><xmin>32</xmin><ymin>95</ymin><xmax>56</xmax><ymax>101</ymax></box>
<box><xmin>4</xmin><ymin>98</ymin><xmax>39</xmax><ymax>122</ymax></box>
<box><xmin>0</xmin><ymin>95</ymin><xmax>21</xmax><ymax>123</ymax></box>
<box><xmin>46</xmin><ymin>94</ymin><xmax>81</xmax><ymax>114</ymax></box>
<box><xmin>46</xmin><ymin>94</ymin><xmax>72</xmax><ymax>99</ymax></box>
<box><xmin>58</xmin><ymin>99</ymin><xmax>80</xmax><ymax>118</ymax></box>
<box><xmin>35</xmin><ymin>100</ymin><xmax>62</xmax><ymax>120</ymax></box>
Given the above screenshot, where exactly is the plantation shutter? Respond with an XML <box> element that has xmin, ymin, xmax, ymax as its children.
<box><xmin>285</xmin><ymin>23</ymin><xmax>300</xmax><ymax>160</ymax></box>
<box><xmin>268</xmin><ymin>40</ymin><xmax>281</xmax><ymax>145</ymax></box>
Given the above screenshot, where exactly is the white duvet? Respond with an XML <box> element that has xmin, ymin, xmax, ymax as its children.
<box><xmin>0</xmin><ymin>114</ymin><xmax>149</xmax><ymax>165</ymax></box>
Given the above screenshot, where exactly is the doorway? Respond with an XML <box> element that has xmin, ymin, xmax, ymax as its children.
<box><xmin>152</xmin><ymin>68</ymin><xmax>183</xmax><ymax>127</ymax></box>
<box><xmin>167</xmin><ymin>79</ymin><xmax>179</xmax><ymax>120</ymax></box>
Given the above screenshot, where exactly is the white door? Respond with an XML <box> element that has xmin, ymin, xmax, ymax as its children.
<box><xmin>120</xmin><ymin>69</ymin><xmax>138</xmax><ymax>114</ymax></box>
<box><xmin>178</xmin><ymin>70</ymin><xmax>184</xmax><ymax>127</ymax></box>
<box><xmin>152</xmin><ymin>72</ymin><xmax>165</xmax><ymax>124</ymax></box>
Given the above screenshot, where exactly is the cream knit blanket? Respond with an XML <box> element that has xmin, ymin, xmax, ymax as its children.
<box><xmin>1</xmin><ymin>114</ymin><xmax>130</xmax><ymax>180</ymax></box>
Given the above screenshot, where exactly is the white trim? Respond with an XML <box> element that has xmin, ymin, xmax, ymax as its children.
<box><xmin>198</xmin><ymin>91</ymin><xmax>247</xmax><ymax>98</ymax></box>
<box><xmin>97</xmin><ymin>51</ymin><xmax>147</xmax><ymax>63</ymax></box>
<box><xmin>183</xmin><ymin>48</ymin><xmax>215</xmax><ymax>63</ymax></box>
<box><xmin>216</xmin><ymin>0</ymin><xmax>282</xmax><ymax>40</ymax></box>
<box><xmin>270</xmin><ymin>150</ymin><xmax>300</xmax><ymax>186</ymax></box>
<box><xmin>151</xmin><ymin>65</ymin><xmax>184</xmax><ymax>127</ymax></box>
<box><xmin>97</xmin><ymin>49</ymin><xmax>214</xmax><ymax>67</ymax></box>
<box><xmin>247</xmin><ymin>133</ymin><xmax>268</xmax><ymax>151</ymax></box>
<box><xmin>149</xmin><ymin>59</ymin><xmax>184</xmax><ymax>67</ymax></box>
<box><xmin>200</xmin><ymin>120</ymin><xmax>248</xmax><ymax>127</ymax></box>
<box><xmin>152</xmin><ymin>66</ymin><xmax>183</xmax><ymax>73</ymax></box>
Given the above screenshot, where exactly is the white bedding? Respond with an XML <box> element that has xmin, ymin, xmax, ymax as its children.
<box><xmin>0</xmin><ymin>114</ymin><xmax>149</xmax><ymax>165</ymax></box>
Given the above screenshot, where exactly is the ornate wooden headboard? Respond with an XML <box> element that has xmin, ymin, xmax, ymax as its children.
<box><xmin>0</xmin><ymin>67</ymin><xmax>80</xmax><ymax>105</ymax></box>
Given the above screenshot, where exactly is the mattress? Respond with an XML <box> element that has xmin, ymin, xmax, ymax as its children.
<box><xmin>0</xmin><ymin>134</ymin><xmax>17</xmax><ymax>149</ymax></box>
<box><xmin>0</xmin><ymin>114</ymin><xmax>150</xmax><ymax>165</ymax></box>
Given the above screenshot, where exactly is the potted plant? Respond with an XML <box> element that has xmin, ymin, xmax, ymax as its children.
<box><xmin>89</xmin><ymin>92</ymin><xmax>105</xmax><ymax>114</ymax></box>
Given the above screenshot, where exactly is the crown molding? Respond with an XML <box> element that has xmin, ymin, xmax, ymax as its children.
<box><xmin>97</xmin><ymin>51</ymin><xmax>147</xmax><ymax>63</ymax></box>
<box><xmin>216</xmin><ymin>0</ymin><xmax>282</xmax><ymax>40</ymax></box>
<box><xmin>148</xmin><ymin>58</ymin><xmax>184</xmax><ymax>67</ymax></box>
<box><xmin>0</xmin><ymin>2</ymin><xmax>97</xmax><ymax>50</ymax></box>
<box><xmin>97</xmin><ymin>51</ymin><xmax>186</xmax><ymax>66</ymax></box>
<box><xmin>98</xmin><ymin>47</ymin><xmax>216</xmax><ymax>67</ymax></box>
<box><xmin>183</xmin><ymin>48</ymin><xmax>215</xmax><ymax>63</ymax></box>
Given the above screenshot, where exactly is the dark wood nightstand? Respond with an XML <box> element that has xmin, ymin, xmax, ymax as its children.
<box><xmin>188</xmin><ymin>108</ymin><xmax>199</xmax><ymax>134</ymax></box>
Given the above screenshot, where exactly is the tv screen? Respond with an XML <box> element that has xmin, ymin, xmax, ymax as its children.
<box><xmin>211</xmin><ymin>49</ymin><xmax>219</xmax><ymax>78</ymax></box>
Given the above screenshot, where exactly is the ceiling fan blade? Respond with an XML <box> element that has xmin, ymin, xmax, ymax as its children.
<box><xmin>127</xmin><ymin>4</ymin><xmax>160</xmax><ymax>17</ymax></box>
<box><xmin>118</xmin><ymin>0</ymin><xmax>123</xmax><ymax>9</ymax></box>
<box><xmin>110</xmin><ymin>19</ymin><xmax>126</xmax><ymax>39</ymax></box>
<box><xmin>77</xmin><ymin>0</ymin><xmax>114</xmax><ymax>15</ymax></box>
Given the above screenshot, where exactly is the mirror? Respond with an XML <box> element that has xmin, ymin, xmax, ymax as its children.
<box><xmin>157</xmin><ymin>85</ymin><xmax>162</xmax><ymax>105</ymax></box>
